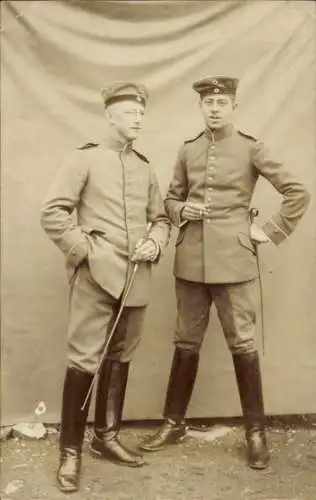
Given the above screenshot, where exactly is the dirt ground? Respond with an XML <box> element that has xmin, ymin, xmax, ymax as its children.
<box><xmin>1</xmin><ymin>422</ymin><xmax>316</xmax><ymax>500</ymax></box>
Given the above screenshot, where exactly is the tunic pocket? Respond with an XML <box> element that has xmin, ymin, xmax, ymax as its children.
<box><xmin>82</xmin><ymin>227</ymin><xmax>106</xmax><ymax>238</ymax></box>
<box><xmin>175</xmin><ymin>226</ymin><xmax>186</xmax><ymax>247</ymax></box>
<box><xmin>237</xmin><ymin>232</ymin><xmax>257</xmax><ymax>255</ymax></box>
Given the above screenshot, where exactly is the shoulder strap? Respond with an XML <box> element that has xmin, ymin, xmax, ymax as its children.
<box><xmin>184</xmin><ymin>131</ymin><xmax>204</xmax><ymax>144</ymax></box>
<box><xmin>132</xmin><ymin>149</ymin><xmax>149</xmax><ymax>163</ymax></box>
<box><xmin>238</xmin><ymin>131</ymin><xmax>257</xmax><ymax>142</ymax></box>
<box><xmin>77</xmin><ymin>142</ymin><xmax>99</xmax><ymax>150</ymax></box>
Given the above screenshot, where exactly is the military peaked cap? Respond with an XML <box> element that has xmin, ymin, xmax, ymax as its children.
<box><xmin>101</xmin><ymin>82</ymin><xmax>148</xmax><ymax>108</ymax></box>
<box><xmin>193</xmin><ymin>76</ymin><xmax>239</xmax><ymax>97</ymax></box>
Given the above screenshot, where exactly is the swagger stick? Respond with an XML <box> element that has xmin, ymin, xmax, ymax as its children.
<box><xmin>81</xmin><ymin>223</ymin><xmax>152</xmax><ymax>411</ymax></box>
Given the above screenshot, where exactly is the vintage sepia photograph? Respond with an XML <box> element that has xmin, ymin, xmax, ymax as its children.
<box><xmin>1</xmin><ymin>1</ymin><xmax>315</xmax><ymax>499</ymax></box>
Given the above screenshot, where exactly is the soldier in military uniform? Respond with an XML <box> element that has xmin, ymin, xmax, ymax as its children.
<box><xmin>140</xmin><ymin>77</ymin><xmax>310</xmax><ymax>469</ymax></box>
<box><xmin>41</xmin><ymin>83</ymin><xmax>170</xmax><ymax>492</ymax></box>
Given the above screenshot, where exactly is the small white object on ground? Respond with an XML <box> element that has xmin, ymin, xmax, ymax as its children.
<box><xmin>188</xmin><ymin>425</ymin><xmax>233</xmax><ymax>442</ymax></box>
<box><xmin>34</xmin><ymin>401</ymin><xmax>47</xmax><ymax>417</ymax></box>
<box><xmin>4</xmin><ymin>479</ymin><xmax>24</xmax><ymax>495</ymax></box>
<box><xmin>12</xmin><ymin>422</ymin><xmax>47</xmax><ymax>440</ymax></box>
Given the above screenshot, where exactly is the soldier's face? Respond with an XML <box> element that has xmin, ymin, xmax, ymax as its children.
<box><xmin>106</xmin><ymin>101</ymin><xmax>145</xmax><ymax>141</ymax></box>
<box><xmin>200</xmin><ymin>94</ymin><xmax>236</xmax><ymax>129</ymax></box>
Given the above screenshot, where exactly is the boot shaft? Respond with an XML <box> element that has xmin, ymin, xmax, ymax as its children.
<box><xmin>233</xmin><ymin>352</ymin><xmax>269</xmax><ymax>468</ymax></box>
<box><xmin>60</xmin><ymin>367</ymin><xmax>93</xmax><ymax>451</ymax></box>
<box><xmin>232</xmin><ymin>352</ymin><xmax>265</xmax><ymax>431</ymax></box>
<box><xmin>164</xmin><ymin>347</ymin><xmax>199</xmax><ymax>423</ymax></box>
<box><xmin>94</xmin><ymin>359</ymin><xmax>129</xmax><ymax>436</ymax></box>
<box><xmin>139</xmin><ymin>348</ymin><xmax>198</xmax><ymax>452</ymax></box>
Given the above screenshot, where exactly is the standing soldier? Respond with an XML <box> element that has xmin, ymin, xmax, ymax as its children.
<box><xmin>41</xmin><ymin>83</ymin><xmax>170</xmax><ymax>492</ymax></box>
<box><xmin>140</xmin><ymin>77</ymin><xmax>310</xmax><ymax>469</ymax></box>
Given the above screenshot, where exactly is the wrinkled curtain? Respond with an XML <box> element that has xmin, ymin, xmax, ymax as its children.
<box><xmin>1</xmin><ymin>0</ymin><xmax>315</xmax><ymax>423</ymax></box>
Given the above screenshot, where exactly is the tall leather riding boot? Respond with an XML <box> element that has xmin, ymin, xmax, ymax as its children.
<box><xmin>140</xmin><ymin>347</ymin><xmax>199</xmax><ymax>451</ymax></box>
<box><xmin>233</xmin><ymin>351</ymin><xmax>270</xmax><ymax>469</ymax></box>
<box><xmin>57</xmin><ymin>367</ymin><xmax>93</xmax><ymax>493</ymax></box>
<box><xmin>90</xmin><ymin>359</ymin><xmax>145</xmax><ymax>467</ymax></box>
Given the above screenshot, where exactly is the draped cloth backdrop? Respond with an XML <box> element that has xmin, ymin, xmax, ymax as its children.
<box><xmin>1</xmin><ymin>0</ymin><xmax>315</xmax><ymax>424</ymax></box>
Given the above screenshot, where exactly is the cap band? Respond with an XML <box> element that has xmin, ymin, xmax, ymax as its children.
<box><xmin>200</xmin><ymin>87</ymin><xmax>235</xmax><ymax>97</ymax></box>
<box><xmin>105</xmin><ymin>94</ymin><xmax>146</xmax><ymax>108</ymax></box>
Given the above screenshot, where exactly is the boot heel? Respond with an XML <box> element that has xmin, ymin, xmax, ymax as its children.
<box><xmin>247</xmin><ymin>430</ymin><xmax>269</xmax><ymax>469</ymax></box>
<box><xmin>90</xmin><ymin>436</ymin><xmax>145</xmax><ymax>467</ymax></box>
<box><xmin>90</xmin><ymin>446</ymin><xmax>103</xmax><ymax>459</ymax></box>
<box><xmin>57</xmin><ymin>447</ymin><xmax>81</xmax><ymax>493</ymax></box>
<box><xmin>140</xmin><ymin>421</ymin><xmax>187</xmax><ymax>451</ymax></box>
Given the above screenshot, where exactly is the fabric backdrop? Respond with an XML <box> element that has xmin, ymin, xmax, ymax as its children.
<box><xmin>1</xmin><ymin>0</ymin><xmax>316</xmax><ymax>425</ymax></box>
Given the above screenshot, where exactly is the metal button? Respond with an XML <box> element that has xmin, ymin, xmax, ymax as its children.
<box><xmin>208</xmin><ymin>187</ymin><xmax>213</xmax><ymax>191</ymax></box>
<box><xmin>210</xmin><ymin>145</ymin><xmax>215</xmax><ymax>150</ymax></box>
<box><xmin>210</xmin><ymin>156</ymin><xmax>216</xmax><ymax>161</ymax></box>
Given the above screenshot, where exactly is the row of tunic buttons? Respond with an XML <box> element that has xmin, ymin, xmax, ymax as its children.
<box><xmin>206</xmin><ymin>144</ymin><xmax>216</xmax><ymax>223</ymax></box>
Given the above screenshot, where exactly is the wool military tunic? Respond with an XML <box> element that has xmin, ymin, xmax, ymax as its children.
<box><xmin>165</xmin><ymin>124</ymin><xmax>310</xmax><ymax>284</ymax></box>
<box><xmin>41</xmin><ymin>138</ymin><xmax>170</xmax><ymax>306</ymax></box>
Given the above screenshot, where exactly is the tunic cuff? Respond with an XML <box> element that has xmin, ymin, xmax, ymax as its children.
<box><xmin>178</xmin><ymin>205</ymin><xmax>189</xmax><ymax>228</ymax></box>
<box><xmin>66</xmin><ymin>241</ymin><xmax>89</xmax><ymax>267</ymax></box>
<box><xmin>262</xmin><ymin>220</ymin><xmax>288</xmax><ymax>245</ymax></box>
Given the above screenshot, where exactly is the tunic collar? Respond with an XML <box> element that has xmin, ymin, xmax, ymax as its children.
<box><xmin>204</xmin><ymin>123</ymin><xmax>234</xmax><ymax>142</ymax></box>
<box><xmin>102</xmin><ymin>130</ymin><xmax>133</xmax><ymax>153</ymax></box>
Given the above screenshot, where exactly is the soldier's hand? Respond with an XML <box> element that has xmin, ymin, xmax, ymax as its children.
<box><xmin>250</xmin><ymin>224</ymin><xmax>270</xmax><ymax>244</ymax></box>
<box><xmin>181</xmin><ymin>202</ymin><xmax>207</xmax><ymax>221</ymax></box>
<box><xmin>131</xmin><ymin>238</ymin><xmax>159</xmax><ymax>262</ymax></box>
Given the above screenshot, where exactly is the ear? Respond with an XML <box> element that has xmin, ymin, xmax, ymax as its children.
<box><xmin>105</xmin><ymin>108</ymin><xmax>115</xmax><ymax>125</ymax></box>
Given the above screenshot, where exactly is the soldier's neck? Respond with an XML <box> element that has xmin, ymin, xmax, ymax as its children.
<box><xmin>205</xmin><ymin>123</ymin><xmax>233</xmax><ymax>142</ymax></box>
<box><xmin>104</xmin><ymin>127</ymin><xmax>133</xmax><ymax>153</ymax></box>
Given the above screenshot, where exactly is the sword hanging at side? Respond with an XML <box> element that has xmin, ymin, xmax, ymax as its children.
<box><xmin>249</xmin><ymin>207</ymin><xmax>266</xmax><ymax>356</ymax></box>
